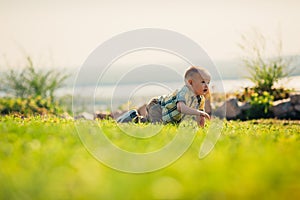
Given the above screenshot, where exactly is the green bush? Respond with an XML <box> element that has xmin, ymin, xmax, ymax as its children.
<box><xmin>236</xmin><ymin>87</ymin><xmax>292</xmax><ymax>119</ymax></box>
<box><xmin>0</xmin><ymin>57</ymin><xmax>69</xmax><ymax>102</ymax></box>
<box><xmin>238</xmin><ymin>30</ymin><xmax>292</xmax><ymax>95</ymax></box>
<box><xmin>236</xmin><ymin>30</ymin><xmax>294</xmax><ymax>119</ymax></box>
<box><xmin>237</xmin><ymin>90</ymin><xmax>274</xmax><ymax>119</ymax></box>
<box><xmin>0</xmin><ymin>97</ymin><xmax>63</xmax><ymax>116</ymax></box>
<box><xmin>248</xmin><ymin>91</ymin><xmax>274</xmax><ymax>118</ymax></box>
<box><xmin>237</xmin><ymin>87</ymin><xmax>291</xmax><ymax>102</ymax></box>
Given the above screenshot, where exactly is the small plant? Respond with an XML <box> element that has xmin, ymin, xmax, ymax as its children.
<box><xmin>237</xmin><ymin>87</ymin><xmax>291</xmax><ymax>103</ymax></box>
<box><xmin>238</xmin><ymin>30</ymin><xmax>293</xmax><ymax>96</ymax></box>
<box><xmin>249</xmin><ymin>91</ymin><xmax>274</xmax><ymax>114</ymax></box>
<box><xmin>0</xmin><ymin>57</ymin><xmax>69</xmax><ymax>103</ymax></box>
<box><xmin>237</xmin><ymin>88</ymin><xmax>275</xmax><ymax>119</ymax></box>
<box><xmin>235</xmin><ymin>30</ymin><xmax>294</xmax><ymax>119</ymax></box>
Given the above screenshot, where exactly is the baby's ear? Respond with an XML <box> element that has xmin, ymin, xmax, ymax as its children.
<box><xmin>188</xmin><ymin>79</ymin><xmax>193</xmax><ymax>85</ymax></box>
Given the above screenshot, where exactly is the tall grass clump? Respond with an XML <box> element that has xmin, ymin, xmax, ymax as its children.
<box><xmin>1</xmin><ymin>57</ymin><xmax>68</xmax><ymax>102</ymax></box>
<box><xmin>237</xmin><ymin>30</ymin><xmax>293</xmax><ymax>118</ymax></box>
<box><xmin>238</xmin><ymin>30</ymin><xmax>292</xmax><ymax>95</ymax></box>
<box><xmin>0</xmin><ymin>57</ymin><xmax>69</xmax><ymax>115</ymax></box>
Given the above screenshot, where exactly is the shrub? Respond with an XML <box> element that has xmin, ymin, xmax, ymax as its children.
<box><xmin>236</xmin><ymin>30</ymin><xmax>294</xmax><ymax>119</ymax></box>
<box><xmin>249</xmin><ymin>91</ymin><xmax>273</xmax><ymax>115</ymax></box>
<box><xmin>238</xmin><ymin>30</ymin><xmax>292</xmax><ymax>96</ymax></box>
<box><xmin>237</xmin><ymin>90</ymin><xmax>274</xmax><ymax>119</ymax></box>
<box><xmin>237</xmin><ymin>87</ymin><xmax>291</xmax><ymax>102</ymax></box>
<box><xmin>0</xmin><ymin>57</ymin><xmax>69</xmax><ymax>102</ymax></box>
<box><xmin>0</xmin><ymin>97</ymin><xmax>63</xmax><ymax>116</ymax></box>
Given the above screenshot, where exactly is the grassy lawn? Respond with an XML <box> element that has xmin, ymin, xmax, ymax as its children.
<box><xmin>0</xmin><ymin>116</ymin><xmax>299</xmax><ymax>200</ymax></box>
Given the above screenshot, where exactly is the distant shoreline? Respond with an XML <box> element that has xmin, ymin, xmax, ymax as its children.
<box><xmin>60</xmin><ymin>75</ymin><xmax>300</xmax><ymax>97</ymax></box>
<box><xmin>64</xmin><ymin>75</ymin><xmax>300</xmax><ymax>112</ymax></box>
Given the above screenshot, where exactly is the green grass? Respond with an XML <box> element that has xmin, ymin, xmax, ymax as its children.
<box><xmin>0</xmin><ymin>116</ymin><xmax>299</xmax><ymax>200</ymax></box>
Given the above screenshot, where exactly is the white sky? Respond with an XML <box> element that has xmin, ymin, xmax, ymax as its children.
<box><xmin>0</xmin><ymin>0</ymin><xmax>300</xmax><ymax>68</ymax></box>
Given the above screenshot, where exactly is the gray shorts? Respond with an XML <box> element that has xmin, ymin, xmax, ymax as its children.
<box><xmin>146</xmin><ymin>97</ymin><xmax>163</xmax><ymax>123</ymax></box>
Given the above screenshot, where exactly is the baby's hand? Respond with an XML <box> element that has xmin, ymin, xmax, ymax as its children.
<box><xmin>198</xmin><ymin>110</ymin><xmax>210</xmax><ymax>120</ymax></box>
<box><xmin>196</xmin><ymin>115</ymin><xmax>206</xmax><ymax>127</ymax></box>
<box><xmin>196</xmin><ymin>111</ymin><xmax>210</xmax><ymax>127</ymax></box>
<box><xmin>199</xmin><ymin>116</ymin><xmax>205</xmax><ymax>127</ymax></box>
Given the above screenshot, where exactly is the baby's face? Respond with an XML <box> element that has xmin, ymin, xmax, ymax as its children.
<box><xmin>189</xmin><ymin>72</ymin><xmax>210</xmax><ymax>96</ymax></box>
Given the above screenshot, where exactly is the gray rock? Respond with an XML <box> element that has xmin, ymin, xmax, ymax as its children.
<box><xmin>294</xmin><ymin>105</ymin><xmax>300</xmax><ymax>112</ymax></box>
<box><xmin>74</xmin><ymin>112</ymin><xmax>94</xmax><ymax>120</ymax></box>
<box><xmin>239</xmin><ymin>102</ymin><xmax>251</xmax><ymax>111</ymax></box>
<box><xmin>290</xmin><ymin>93</ymin><xmax>300</xmax><ymax>105</ymax></box>
<box><xmin>272</xmin><ymin>98</ymin><xmax>290</xmax><ymax>106</ymax></box>
<box><xmin>271</xmin><ymin>99</ymin><xmax>293</xmax><ymax>118</ymax></box>
<box><xmin>214</xmin><ymin>98</ymin><xmax>241</xmax><ymax>119</ymax></box>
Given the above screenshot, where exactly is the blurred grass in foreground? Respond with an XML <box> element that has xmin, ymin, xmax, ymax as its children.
<box><xmin>0</xmin><ymin>116</ymin><xmax>299</xmax><ymax>200</ymax></box>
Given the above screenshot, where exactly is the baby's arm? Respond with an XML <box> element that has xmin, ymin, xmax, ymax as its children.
<box><xmin>177</xmin><ymin>102</ymin><xmax>210</xmax><ymax>119</ymax></box>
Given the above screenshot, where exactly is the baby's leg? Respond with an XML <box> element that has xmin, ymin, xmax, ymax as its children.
<box><xmin>146</xmin><ymin>98</ymin><xmax>162</xmax><ymax>123</ymax></box>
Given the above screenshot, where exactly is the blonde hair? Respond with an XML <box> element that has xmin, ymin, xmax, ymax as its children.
<box><xmin>184</xmin><ymin>66</ymin><xmax>210</xmax><ymax>80</ymax></box>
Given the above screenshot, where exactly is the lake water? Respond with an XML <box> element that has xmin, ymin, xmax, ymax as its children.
<box><xmin>61</xmin><ymin>75</ymin><xmax>300</xmax><ymax>111</ymax></box>
<box><xmin>61</xmin><ymin>75</ymin><xmax>300</xmax><ymax>97</ymax></box>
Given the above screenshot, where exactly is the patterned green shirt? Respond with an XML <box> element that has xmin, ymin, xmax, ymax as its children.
<box><xmin>159</xmin><ymin>85</ymin><xmax>205</xmax><ymax>124</ymax></box>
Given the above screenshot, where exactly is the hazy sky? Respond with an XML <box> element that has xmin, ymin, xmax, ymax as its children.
<box><xmin>1</xmin><ymin>0</ymin><xmax>300</xmax><ymax>68</ymax></box>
